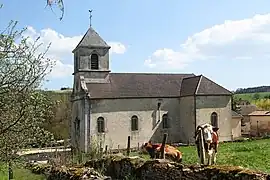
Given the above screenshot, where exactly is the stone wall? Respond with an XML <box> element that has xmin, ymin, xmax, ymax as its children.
<box><xmin>29</xmin><ymin>155</ymin><xmax>270</xmax><ymax>180</ymax></box>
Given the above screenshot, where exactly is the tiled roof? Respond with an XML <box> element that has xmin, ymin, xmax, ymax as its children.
<box><xmin>179</xmin><ymin>76</ymin><xmax>201</xmax><ymax>96</ymax></box>
<box><xmin>180</xmin><ymin>75</ymin><xmax>232</xmax><ymax>96</ymax></box>
<box><xmin>248</xmin><ymin>111</ymin><xmax>270</xmax><ymax>116</ymax></box>
<box><xmin>86</xmin><ymin>73</ymin><xmax>194</xmax><ymax>99</ymax></box>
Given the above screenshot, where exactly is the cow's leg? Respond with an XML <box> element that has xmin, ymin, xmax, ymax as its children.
<box><xmin>207</xmin><ymin>149</ymin><xmax>214</xmax><ymax>165</ymax></box>
<box><xmin>206</xmin><ymin>152</ymin><xmax>210</xmax><ymax>165</ymax></box>
<box><xmin>212</xmin><ymin>151</ymin><xmax>217</xmax><ymax>164</ymax></box>
<box><xmin>212</xmin><ymin>143</ymin><xmax>218</xmax><ymax>164</ymax></box>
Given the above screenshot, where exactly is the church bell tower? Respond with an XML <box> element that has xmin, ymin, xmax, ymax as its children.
<box><xmin>72</xmin><ymin>10</ymin><xmax>111</xmax><ymax>86</ymax></box>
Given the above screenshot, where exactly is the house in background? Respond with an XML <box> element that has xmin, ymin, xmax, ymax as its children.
<box><xmin>248</xmin><ymin>111</ymin><xmax>270</xmax><ymax>137</ymax></box>
<box><xmin>70</xmin><ymin>26</ymin><xmax>233</xmax><ymax>152</ymax></box>
<box><xmin>239</xmin><ymin>104</ymin><xmax>258</xmax><ymax>136</ymax></box>
<box><xmin>231</xmin><ymin>111</ymin><xmax>243</xmax><ymax>140</ymax></box>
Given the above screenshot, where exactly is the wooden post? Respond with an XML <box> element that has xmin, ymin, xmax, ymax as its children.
<box><xmin>257</xmin><ymin>120</ymin><xmax>259</xmax><ymax>137</ymax></box>
<box><xmin>160</xmin><ymin>133</ymin><xmax>168</xmax><ymax>159</ymax></box>
<box><xmin>199</xmin><ymin>129</ymin><xmax>205</xmax><ymax>165</ymax></box>
<box><xmin>99</xmin><ymin>141</ymin><xmax>103</xmax><ymax>158</ymax></box>
<box><xmin>127</xmin><ymin>136</ymin><xmax>131</xmax><ymax>156</ymax></box>
<box><xmin>117</xmin><ymin>145</ymin><xmax>120</xmax><ymax>153</ymax></box>
<box><xmin>105</xmin><ymin>145</ymin><xmax>108</xmax><ymax>155</ymax></box>
<box><xmin>8</xmin><ymin>162</ymin><xmax>13</xmax><ymax>180</ymax></box>
<box><xmin>137</xmin><ymin>142</ymin><xmax>140</xmax><ymax>151</ymax></box>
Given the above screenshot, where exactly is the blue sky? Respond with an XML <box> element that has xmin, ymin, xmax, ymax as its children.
<box><xmin>1</xmin><ymin>0</ymin><xmax>270</xmax><ymax>91</ymax></box>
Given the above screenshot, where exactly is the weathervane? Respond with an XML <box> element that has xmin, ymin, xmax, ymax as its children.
<box><xmin>89</xmin><ymin>9</ymin><xmax>93</xmax><ymax>27</ymax></box>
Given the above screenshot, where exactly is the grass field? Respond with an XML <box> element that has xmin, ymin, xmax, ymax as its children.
<box><xmin>0</xmin><ymin>164</ymin><xmax>45</xmax><ymax>180</ymax></box>
<box><xmin>234</xmin><ymin>92</ymin><xmax>270</xmax><ymax>102</ymax></box>
<box><xmin>134</xmin><ymin>139</ymin><xmax>270</xmax><ymax>173</ymax></box>
<box><xmin>179</xmin><ymin>139</ymin><xmax>270</xmax><ymax>173</ymax></box>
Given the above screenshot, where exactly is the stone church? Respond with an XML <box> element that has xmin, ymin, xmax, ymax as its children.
<box><xmin>71</xmin><ymin>27</ymin><xmax>233</xmax><ymax>152</ymax></box>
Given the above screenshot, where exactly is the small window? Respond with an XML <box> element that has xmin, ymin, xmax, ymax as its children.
<box><xmin>97</xmin><ymin>117</ymin><xmax>105</xmax><ymax>133</ymax></box>
<box><xmin>90</xmin><ymin>53</ymin><xmax>99</xmax><ymax>69</ymax></box>
<box><xmin>211</xmin><ymin>112</ymin><xmax>218</xmax><ymax>127</ymax></box>
<box><xmin>131</xmin><ymin>115</ymin><xmax>139</xmax><ymax>131</ymax></box>
<box><xmin>162</xmin><ymin>114</ymin><xmax>169</xmax><ymax>129</ymax></box>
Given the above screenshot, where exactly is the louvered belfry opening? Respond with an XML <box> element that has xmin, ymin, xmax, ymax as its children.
<box><xmin>91</xmin><ymin>53</ymin><xmax>99</xmax><ymax>69</ymax></box>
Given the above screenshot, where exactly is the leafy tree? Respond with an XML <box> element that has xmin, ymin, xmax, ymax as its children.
<box><xmin>42</xmin><ymin>91</ymin><xmax>71</xmax><ymax>140</ymax></box>
<box><xmin>264</xmin><ymin>94</ymin><xmax>270</xmax><ymax>99</ymax></box>
<box><xmin>255</xmin><ymin>99</ymin><xmax>270</xmax><ymax>110</ymax></box>
<box><xmin>253</xmin><ymin>93</ymin><xmax>260</xmax><ymax>100</ymax></box>
<box><xmin>0</xmin><ymin>9</ymin><xmax>55</xmax><ymax>167</ymax></box>
<box><xmin>232</xmin><ymin>96</ymin><xmax>241</xmax><ymax>113</ymax></box>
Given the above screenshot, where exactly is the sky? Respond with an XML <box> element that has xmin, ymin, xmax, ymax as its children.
<box><xmin>1</xmin><ymin>0</ymin><xmax>270</xmax><ymax>91</ymax></box>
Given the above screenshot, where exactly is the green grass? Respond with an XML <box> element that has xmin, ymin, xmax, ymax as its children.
<box><xmin>178</xmin><ymin>139</ymin><xmax>270</xmax><ymax>173</ymax></box>
<box><xmin>0</xmin><ymin>164</ymin><xmax>45</xmax><ymax>180</ymax></box>
<box><xmin>234</xmin><ymin>92</ymin><xmax>270</xmax><ymax>102</ymax></box>
<box><xmin>131</xmin><ymin>139</ymin><xmax>270</xmax><ymax>173</ymax></box>
<box><xmin>134</xmin><ymin>139</ymin><xmax>270</xmax><ymax>173</ymax></box>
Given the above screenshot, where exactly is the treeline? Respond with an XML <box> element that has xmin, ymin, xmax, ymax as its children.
<box><xmin>235</xmin><ymin>86</ymin><xmax>270</xmax><ymax>94</ymax></box>
<box><xmin>42</xmin><ymin>89</ymin><xmax>72</xmax><ymax>140</ymax></box>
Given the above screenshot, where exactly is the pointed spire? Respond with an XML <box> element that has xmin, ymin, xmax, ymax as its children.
<box><xmin>73</xmin><ymin>27</ymin><xmax>110</xmax><ymax>52</ymax></box>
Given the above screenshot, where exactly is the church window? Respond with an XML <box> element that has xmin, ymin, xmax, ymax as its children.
<box><xmin>90</xmin><ymin>53</ymin><xmax>99</xmax><ymax>69</ymax></box>
<box><xmin>162</xmin><ymin>114</ymin><xmax>169</xmax><ymax>129</ymax></box>
<box><xmin>131</xmin><ymin>115</ymin><xmax>139</xmax><ymax>131</ymax></box>
<box><xmin>97</xmin><ymin>117</ymin><xmax>105</xmax><ymax>133</ymax></box>
<box><xmin>211</xmin><ymin>112</ymin><xmax>218</xmax><ymax>127</ymax></box>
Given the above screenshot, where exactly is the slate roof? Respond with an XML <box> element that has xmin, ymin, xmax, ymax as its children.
<box><xmin>180</xmin><ymin>75</ymin><xmax>232</xmax><ymax>97</ymax></box>
<box><xmin>248</xmin><ymin>111</ymin><xmax>270</xmax><ymax>116</ymax></box>
<box><xmin>85</xmin><ymin>73</ymin><xmax>232</xmax><ymax>99</ymax></box>
<box><xmin>72</xmin><ymin>27</ymin><xmax>110</xmax><ymax>52</ymax></box>
<box><xmin>86</xmin><ymin>73</ymin><xmax>194</xmax><ymax>99</ymax></box>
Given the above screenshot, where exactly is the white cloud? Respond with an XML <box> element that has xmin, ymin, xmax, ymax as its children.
<box><xmin>145</xmin><ymin>14</ymin><xmax>270</xmax><ymax>69</ymax></box>
<box><xmin>23</xmin><ymin>26</ymin><xmax>127</xmax><ymax>78</ymax></box>
<box><xmin>108</xmin><ymin>42</ymin><xmax>126</xmax><ymax>54</ymax></box>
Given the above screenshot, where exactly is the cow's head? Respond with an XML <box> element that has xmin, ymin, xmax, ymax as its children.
<box><xmin>202</xmin><ymin>124</ymin><xmax>213</xmax><ymax>144</ymax></box>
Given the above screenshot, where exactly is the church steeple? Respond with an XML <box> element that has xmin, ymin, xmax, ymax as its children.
<box><xmin>73</xmin><ymin>27</ymin><xmax>110</xmax><ymax>52</ymax></box>
<box><xmin>72</xmin><ymin>26</ymin><xmax>111</xmax><ymax>74</ymax></box>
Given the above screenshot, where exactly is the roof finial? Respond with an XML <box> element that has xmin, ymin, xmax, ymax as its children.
<box><xmin>89</xmin><ymin>9</ymin><xmax>93</xmax><ymax>27</ymax></box>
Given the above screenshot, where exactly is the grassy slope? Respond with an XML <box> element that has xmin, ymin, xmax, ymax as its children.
<box><xmin>234</xmin><ymin>92</ymin><xmax>270</xmax><ymax>101</ymax></box>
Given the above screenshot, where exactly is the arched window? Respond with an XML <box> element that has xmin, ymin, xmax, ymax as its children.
<box><xmin>211</xmin><ymin>112</ymin><xmax>218</xmax><ymax>127</ymax></box>
<box><xmin>131</xmin><ymin>115</ymin><xmax>139</xmax><ymax>131</ymax></box>
<box><xmin>162</xmin><ymin>114</ymin><xmax>169</xmax><ymax>129</ymax></box>
<box><xmin>97</xmin><ymin>117</ymin><xmax>105</xmax><ymax>133</ymax></box>
<box><xmin>91</xmin><ymin>53</ymin><xmax>99</xmax><ymax>69</ymax></box>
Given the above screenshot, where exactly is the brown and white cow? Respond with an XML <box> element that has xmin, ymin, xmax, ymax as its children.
<box><xmin>195</xmin><ymin>123</ymin><xmax>219</xmax><ymax>165</ymax></box>
<box><xmin>142</xmin><ymin>141</ymin><xmax>182</xmax><ymax>163</ymax></box>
